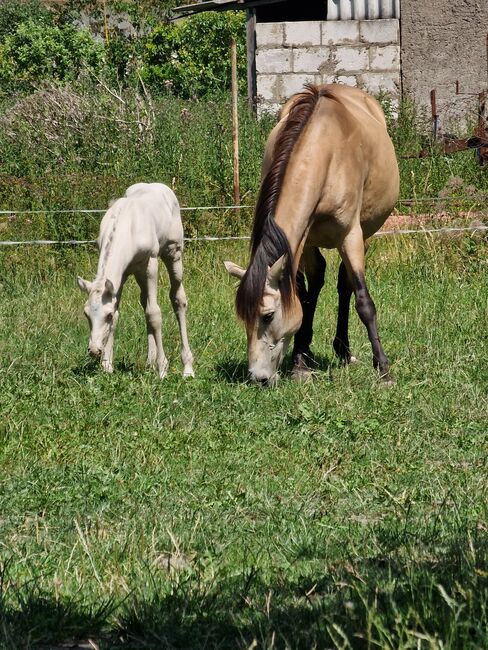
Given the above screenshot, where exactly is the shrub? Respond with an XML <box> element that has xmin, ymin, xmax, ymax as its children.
<box><xmin>0</xmin><ymin>20</ymin><xmax>103</xmax><ymax>89</ymax></box>
<box><xmin>0</xmin><ymin>0</ymin><xmax>52</xmax><ymax>41</ymax></box>
<box><xmin>142</xmin><ymin>11</ymin><xmax>247</xmax><ymax>98</ymax></box>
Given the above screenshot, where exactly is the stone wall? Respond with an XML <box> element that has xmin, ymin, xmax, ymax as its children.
<box><xmin>256</xmin><ymin>19</ymin><xmax>400</xmax><ymax>114</ymax></box>
<box><xmin>401</xmin><ymin>0</ymin><xmax>488</xmax><ymax>130</ymax></box>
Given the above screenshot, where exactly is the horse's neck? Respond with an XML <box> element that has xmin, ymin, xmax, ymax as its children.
<box><xmin>96</xmin><ymin>228</ymin><xmax>131</xmax><ymax>294</ymax></box>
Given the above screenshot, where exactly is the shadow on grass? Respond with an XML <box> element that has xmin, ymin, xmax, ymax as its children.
<box><xmin>71</xmin><ymin>359</ymin><xmax>137</xmax><ymax>378</ymax></box>
<box><xmin>2</xmin><ymin>539</ymin><xmax>486</xmax><ymax>649</ymax></box>
<box><xmin>215</xmin><ymin>352</ymin><xmax>333</xmax><ymax>386</ymax></box>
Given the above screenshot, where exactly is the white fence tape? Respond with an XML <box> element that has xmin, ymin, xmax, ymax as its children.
<box><xmin>0</xmin><ymin>226</ymin><xmax>486</xmax><ymax>247</ymax></box>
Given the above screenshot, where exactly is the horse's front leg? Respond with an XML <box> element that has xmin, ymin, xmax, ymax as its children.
<box><xmin>292</xmin><ymin>246</ymin><xmax>326</xmax><ymax>379</ymax></box>
<box><xmin>332</xmin><ymin>260</ymin><xmax>357</xmax><ymax>364</ymax></box>
<box><xmin>136</xmin><ymin>258</ymin><xmax>169</xmax><ymax>379</ymax></box>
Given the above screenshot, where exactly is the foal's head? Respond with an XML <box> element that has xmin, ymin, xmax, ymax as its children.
<box><xmin>77</xmin><ymin>277</ymin><xmax>118</xmax><ymax>358</ymax></box>
<box><xmin>225</xmin><ymin>256</ymin><xmax>302</xmax><ymax>386</ymax></box>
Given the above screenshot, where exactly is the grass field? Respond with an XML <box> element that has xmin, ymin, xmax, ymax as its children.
<box><xmin>0</xmin><ymin>234</ymin><xmax>487</xmax><ymax>649</ymax></box>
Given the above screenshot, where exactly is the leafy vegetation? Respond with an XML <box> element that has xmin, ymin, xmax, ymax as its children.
<box><xmin>142</xmin><ymin>11</ymin><xmax>247</xmax><ymax>98</ymax></box>
<box><xmin>0</xmin><ymin>235</ymin><xmax>486</xmax><ymax>648</ymax></box>
<box><xmin>0</xmin><ymin>0</ymin><xmax>246</xmax><ymax>96</ymax></box>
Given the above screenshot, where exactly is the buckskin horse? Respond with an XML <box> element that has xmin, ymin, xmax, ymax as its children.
<box><xmin>224</xmin><ymin>84</ymin><xmax>399</xmax><ymax>386</ymax></box>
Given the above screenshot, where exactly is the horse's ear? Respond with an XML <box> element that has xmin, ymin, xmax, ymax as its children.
<box><xmin>224</xmin><ymin>260</ymin><xmax>246</xmax><ymax>279</ymax></box>
<box><xmin>77</xmin><ymin>276</ymin><xmax>92</xmax><ymax>293</ymax></box>
<box><xmin>104</xmin><ymin>279</ymin><xmax>115</xmax><ymax>296</ymax></box>
<box><xmin>267</xmin><ymin>255</ymin><xmax>287</xmax><ymax>288</ymax></box>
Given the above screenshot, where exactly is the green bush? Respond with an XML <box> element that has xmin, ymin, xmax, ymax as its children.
<box><xmin>142</xmin><ymin>11</ymin><xmax>247</xmax><ymax>98</ymax></box>
<box><xmin>0</xmin><ymin>0</ymin><xmax>52</xmax><ymax>41</ymax></box>
<box><xmin>0</xmin><ymin>20</ymin><xmax>103</xmax><ymax>88</ymax></box>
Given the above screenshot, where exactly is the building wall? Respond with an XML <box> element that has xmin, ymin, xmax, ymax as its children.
<box><xmin>256</xmin><ymin>19</ymin><xmax>400</xmax><ymax>113</ymax></box>
<box><xmin>401</xmin><ymin>0</ymin><xmax>488</xmax><ymax>129</ymax></box>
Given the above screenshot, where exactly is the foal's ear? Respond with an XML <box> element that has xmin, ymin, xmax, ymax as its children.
<box><xmin>77</xmin><ymin>276</ymin><xmax>92</xmax><ymax>293</ymax></box>
<box><xmin>267</xmin><ymin>255</ymin><xmax>287</xmax><ymax>288</ymax></box>
<box><xmin>224</xmin><ymin>260</ymin><xmax>246</xmax><ymax>279</ymax></box>
<box><xmin>104</xmin><ymin>279</ymin><xmax>115</xmax><ymax>296</ymax></box>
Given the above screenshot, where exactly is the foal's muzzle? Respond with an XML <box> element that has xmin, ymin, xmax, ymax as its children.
<box><xmin>88</xmin><ymin>345</ymin><xmax>102</xmax><ymax>359</ymax></box>
<box><xmin>248</xmin><ymin>371</ymin><xmax>278</xmax><ymax>388</ymax></box>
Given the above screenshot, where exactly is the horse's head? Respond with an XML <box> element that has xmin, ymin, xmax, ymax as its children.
<box><xmin>77</xmin><ymin>277</ymin><xmax>118</xmax><ymax>358</ymax></box>
<box><xmin>225</xmin><ymin>256</ymin><xmax>302</xmax><ymax>386</ymax></box>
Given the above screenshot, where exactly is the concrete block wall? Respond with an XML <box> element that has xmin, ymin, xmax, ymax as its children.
<box><xmin>256</xmin><ymin>19</ymin><xmax>400</xmax><ymax>114</ymax></box>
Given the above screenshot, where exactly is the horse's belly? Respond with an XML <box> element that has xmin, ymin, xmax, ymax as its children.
<box><xmin>306</xmin><ymin>216</ymin><xmax>349</xmax><ymax>249</ymax></box>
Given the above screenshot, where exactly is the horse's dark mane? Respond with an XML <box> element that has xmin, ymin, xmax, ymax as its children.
<box><xmin>235</xmin><ymin>84</ymin><xmax>332</xmax><ymax>324</ymax></box>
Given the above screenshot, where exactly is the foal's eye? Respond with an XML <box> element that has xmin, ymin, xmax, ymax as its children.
<box><xmin>262</xmin><ymin>312</ymin><xmax>274</xmax><ymax>325</ymax></box>
<box><xmin>106</xmin><ymin>313</ymin><xmax>113</xmax><ymax>323</ymax></box>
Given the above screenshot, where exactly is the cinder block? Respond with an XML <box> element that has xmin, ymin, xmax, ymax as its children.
<box><xmin>281</xmin><ymin>73</ymin><xmax>321</xmax><ymax>98</ymax></box>
<box><xmin>256</xmin><ymin>74</ymin><xmax>283</xmax><ymax>102</ymax></box>
<box><xmin>321</xmin><ymin>20</ymin><xmax>360</xmax><ymax>46</ymax></box>
<box><xmin>335</xmin><ymin>75</ymin><xmax>359</xmax><ymax>87</ymax></box>
<box><xmin>358</xmin><ymin>72</ymin><xmax>400</xmax><ymax>95</ymax></box>
<box><xmin>284</xmin><ymin>21</ymin><xmax>321</xmax><ymax>46</ymax></box>
<box><xmin>359</xmin><ymin>19</ymin><xmax>399</xmax><ymax>44</ymax></box>
<box><xmin>257</xmin><ymin>101</ymin><xmax>281</xmax><ymax>118</ymax></box>
<box><xmin>256</xmin><ymin>22</ymin><xmax>284</xmax><ymax>48</ymax></box>
<box><xmin>335</xmin><ymin>46</ymin><xmax>369</xmax><ymax>72</ymax></box>
<box><xmin>256</xmin><ymin>48</ymin><xmax>292</xmax><ymax>74</ymax></box>
<box><xmin>369</xmin><ymin>45</ymin><xmax>400</xmax><ymax>71</ymax></box>
<box><xmin>292</xmin><ymin>47</ymin><xmax>331</xmax><ymax>73</ymax></box>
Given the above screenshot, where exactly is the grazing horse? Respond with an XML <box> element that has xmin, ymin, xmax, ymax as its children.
<box><xmin>224</xmin><ymin>84</ymin><xmax>399</xmax><ymax>386</ymax></box>
<box><xmin>77</xmin><ymin>182</ymin><xmax>194</xmax><ymax>378</ymax></box>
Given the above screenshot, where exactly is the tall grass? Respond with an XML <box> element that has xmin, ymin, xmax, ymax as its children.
<box><xmin>0</xmin><ymin>81</ymin><xmax>487</xmax><ymax>246</ymax></box>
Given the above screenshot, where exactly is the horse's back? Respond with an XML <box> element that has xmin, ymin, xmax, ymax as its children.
<box><xmin>273</xmin><ymin>84</ymin><xmax>399</xmax><ymax>247</ymax></box>
<box><xmin>124</xmin><ymin>183</ymin><xmax>183</xmax><ymax>249</ymax></box>
<box><xmin>98</xmin><ymin>183</ymin><xmax>183</xmax><ymax>261</ymax></box>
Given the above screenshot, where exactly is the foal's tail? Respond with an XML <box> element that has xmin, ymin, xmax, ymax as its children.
<box><xmin>236</xmin><ymin>84</ymin><xmax>333</xmax><ymax>324</ymax></box>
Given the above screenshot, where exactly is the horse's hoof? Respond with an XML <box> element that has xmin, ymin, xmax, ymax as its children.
<box><xmin>379</xmin><ymin>373</ymin><xmax>395</xmax><ymax>387</ymax></box>
<box><xmin>292</xmin><ymin>366</ymin><xmax>314</xmax><ymax>383</ymax></box>
<box><xmin>183</xmin><ymin>370</ymin><xmax>195</xmax><ymax>379</ymax></box>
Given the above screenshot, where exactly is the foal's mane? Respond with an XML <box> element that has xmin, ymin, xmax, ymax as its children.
<box><xmin>236</xmin><ymin>84</ymin><xmax>332</xmax><ymax>324</ymax></box>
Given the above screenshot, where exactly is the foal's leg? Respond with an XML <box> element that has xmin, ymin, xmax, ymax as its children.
<box><xmin>292</xmin><ymin>246</ymin><xmax>326</xmax><ymax>378</ymax></box>
<box><xmin>135</xmin><ymin>258</ymin><xmax>168</xmax><ymax>378</ymax></box>
<box><xmin>340</xmin><ymin>228</ymin><xmax>393</xmax><ymax>383</ymax></box>
<box><xmin>161</xmin><ymin>245</ymin><xmax>194</xmax><ymax>378</ymax></box>
<box><xmin>101</xmin><ymin>311</ymin><xmax>119</xmax><ymax>373</ymax></box>
<box><xmin>332</xmin><ymin>261</ymin><xmax>356</xmax><ymax>364</ymax></box>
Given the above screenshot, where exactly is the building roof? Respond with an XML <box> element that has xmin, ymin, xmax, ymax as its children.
<box><xmin>172</xmin><ymin>0</ymin><xmax>286</xmax><ymax>18</ymax></box>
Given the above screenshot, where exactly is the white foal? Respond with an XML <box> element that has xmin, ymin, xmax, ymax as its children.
<box><xmin>77</xmin><ymin>182</ymin><xmax>194</xmax><ymax>378</ymax></box>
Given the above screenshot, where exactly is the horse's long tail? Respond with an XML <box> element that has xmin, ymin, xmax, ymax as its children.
<box><xmin>236</xmin><ymin>84</ymin><xmax>332</xmax><ymax>324</ymax></box>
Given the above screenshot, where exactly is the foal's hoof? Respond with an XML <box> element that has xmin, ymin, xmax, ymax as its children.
<box><xmin>183</xmin><ymin>369</ymin><xmax>195</xmax><ymax>379</ymax></box>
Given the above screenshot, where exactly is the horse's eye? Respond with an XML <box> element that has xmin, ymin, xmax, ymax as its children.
<box><xmin>262</xmin><ymin>312</ymin><xmax>274</xmax><ymax>324</ymax></box>
<box><xmin>106</xmin><ymin>313</ymin><xmax>113</xmax><ymax>323</ymax></box>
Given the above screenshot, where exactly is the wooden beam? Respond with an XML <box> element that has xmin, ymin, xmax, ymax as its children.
<box><xmin>246</xmin><ymin>8</ymin><xmax>257</xmax><ymax>113</ymax></box>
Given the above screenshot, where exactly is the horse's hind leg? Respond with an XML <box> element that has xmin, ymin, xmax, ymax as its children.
<box><xmin>339</xmin><ymin>228</ymin><xmax>393</xmax><ymax>384</ymax></box>
<box><xmin>135</xmin><ymin>257</ymin><xmax>169</xmax><ymax>379</ymax></box>
<box><xmin>333</xmin><ymin>261</ymin><xmax>356</xmax><ymax>364</ymax></box>
<box><xmin>292</xmin><ymin>246</ymin><xmax>326</xmax><ymax>378</ymax></box>
<box><xmin>161</xmin><ymin>245</ymin><xmax>194</xmax><ymax>378</ymax></box>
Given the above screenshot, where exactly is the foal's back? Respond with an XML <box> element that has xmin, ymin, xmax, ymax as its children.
<box><xmin>100</xmin><ymin>183</ymin><xmax>183</xmax><ymax>259</ymax></box>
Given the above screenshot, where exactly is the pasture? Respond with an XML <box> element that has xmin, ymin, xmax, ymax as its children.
<box><xmin>0</xmin><ymin>233</ymin><xmax>486</xmax><ymax>649</ymax></box>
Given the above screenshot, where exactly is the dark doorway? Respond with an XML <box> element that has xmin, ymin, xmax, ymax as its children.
<box><xmin>256</xmin><ymin>0</ymin><xmax>327</xmax><ymax>22</ymax></box>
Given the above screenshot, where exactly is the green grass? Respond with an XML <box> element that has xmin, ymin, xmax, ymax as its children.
<box><xmin>0</xmin><ymin>234</ymin><xmax>487</xmax><ymax>649</ymax></box>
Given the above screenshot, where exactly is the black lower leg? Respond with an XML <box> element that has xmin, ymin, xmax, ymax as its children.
<box><xmin>292</xmin><ymin>249</ymin><xmax>326</xmax><ymax>369</ymax></box>
<box><xmin>333</xmin><ymin>261</ymin><xmax>353</xmax><ymax>362</ymax></box>
<box><xmin>352</xmin><ymin>272</ymin><xmax>391</xmax><ymax>380</ymax></box>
